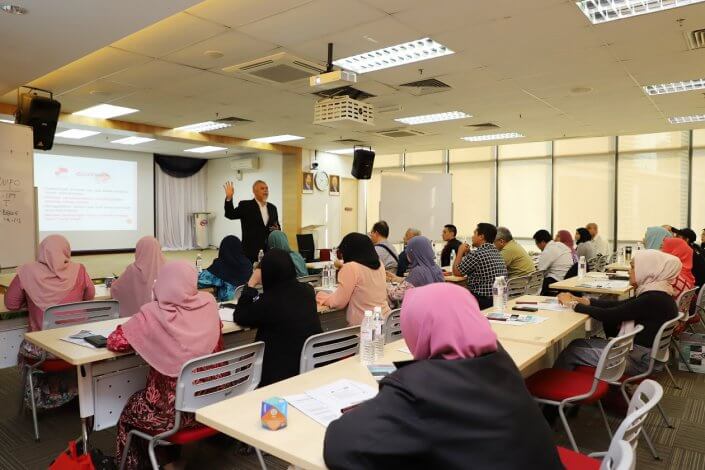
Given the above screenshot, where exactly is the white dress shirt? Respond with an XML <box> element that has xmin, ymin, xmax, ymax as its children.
<box><xmin>537</xmin><ymin>240</ymin><xmax>574</xmax><ymax>281</ymax></box>
<box><xmin>257</xmin><ymin>199</ymin><xmax>269</xmax><ymax>226</ymax></box>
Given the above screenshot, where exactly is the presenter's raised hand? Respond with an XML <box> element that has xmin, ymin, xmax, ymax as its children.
<box><xmin>224</xmin><ymin>181</ymin><xmax>235</xmax><ymax>201</ymax></box>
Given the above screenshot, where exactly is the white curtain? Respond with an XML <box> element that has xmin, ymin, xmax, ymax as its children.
<box><xmin>156</xmin><ymin>165</ymin><xmax>207</xmax><ymax>250</ymax></box>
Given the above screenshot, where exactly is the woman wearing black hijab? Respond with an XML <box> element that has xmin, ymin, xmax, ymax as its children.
<box><xmin>233</xmin><ymin>248</ymin><xmax>322</xmax><ymax>386</ymax></box>
<box><xmin>198</xmin><ymin>235</ymin><xmax>253</xmax><ymax>301</ymax></box>
<box><xmin>574</xmin><ymin>227</ymin><xmax>597</xmax><ymax>262</ymax></box>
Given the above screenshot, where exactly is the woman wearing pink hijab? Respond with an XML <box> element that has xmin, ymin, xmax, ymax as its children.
<box><xmin>110</xmin><ymin>236</ymin><xmax>165</xmax><ymax>317</ymax></box>
<box><xmin>108</xmin><ymin>261</ymin><xmax>222</xmax><ymax>469</ymax></box>
<box><xmin>5</xmin><ymin>235</ymin><xmax>94</xmax><ymax>409</ymax></box>
<box><xmin>661</xmin><ymin>237</ymin><xmax>695</xmax><ymax>298</ymax></box>
<box><xmin>556</xmin><ymin>229</ymin><xmax>578</xmax><ymax>263</ymax></box>
<box><xmin>324</xmin><ymin>283</ymin><xmax>563</xmax><ymax>470</ymax></box>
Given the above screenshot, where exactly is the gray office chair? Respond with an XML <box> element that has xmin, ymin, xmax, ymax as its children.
<box><xmin>383</xmin><ymin>309</ymin><xmax>402</xmax><ymax>344</ymax></box>
<box><xmin>299</xmin><ymin>326</ymin><xmax>360</xmax><ymax>373</ymax></box>
<box><xmin>506</xmin><ymin>275</ymin><xmax>530</xmax><ymax>300</ymax></box>
<box><xmin>525</xmin><ymin>271</ymin><xmax>544</xmax><ymax>296</ymax></box>
<box><xmin>672</xmin><ymin>287</ymin><xmax>699</xmax><ymax>372</ymax></box>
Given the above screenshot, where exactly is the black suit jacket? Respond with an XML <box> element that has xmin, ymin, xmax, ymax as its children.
<box><xmin>224</xmin><ymin>198</ymin><xmax>279</xmax><ymax>261</ymax></box>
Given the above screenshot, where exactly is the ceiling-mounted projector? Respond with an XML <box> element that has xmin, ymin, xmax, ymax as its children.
<box><xmin>309</xmin><ymin>70</ymin><xmax>357</xmax><ymax>90</ymax></box>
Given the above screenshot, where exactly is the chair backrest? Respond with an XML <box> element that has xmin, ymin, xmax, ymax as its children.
<box><xmin>696</xmin><ymin>286</ymin><xmax>705</xmax><ymax>315</ymax></box>
<box><xmin>299</xmin><ymin>325</ymin><xmax>360</xmax><ymax>373</ymax></box>
<box><xmin>298</xmin><ymin>274</ymin><xmax>322</xmax><ymax>287</ymax></box>
<box><xmin>612</xmin><ymin>379</ymin><xmax>664</xmax><ymax>454</ymax></box>
<box><xmin>650</xmin><ymin>312</ymin><xmax>684</xmax><ymax>364</ymax></box>
<box><xmin>175</xmin><ymin>341</ymin><xmax>265</xmax><ymax>413</ymax></box>
<box><xmin>42</xmin><ymin>300</ymin><xmax>120</xmax><ymax>330</ymax></box>
<box><xmin>594</xmin><ymin>325</ymin><xmax>644</xmax><ymax>383</ymax></box>
<box><xmin>506</xmin><ymin>275</ymin><xmax>530</xmax><ymax>300</ymax></box>
<box><xmin>525</xmin><ymin>271</ymin><xmax>544</xmax><ymax>295</ymax></box>
<box><xmin>606</xmin><ymin>252</ymin><xmax>618</xmax><ymax>264</ymax></box>
<box><xmin>296</xmin><ymin>234</ymin><xmax>315</xmax><ymax>262</ymax></box>
<box><xmin>588</xmin><ymin>254</ymin><xmax>608</xmax><ymax>273</ymax></box>
<box><xmin>233</xmin><ymin>285</ymin><xmax>245</xmax><ymax>302</ymax></box>
<box><xmin>384</xmin><ymin>309</ymin><xmax>402</xmax><ymax>344</ymax></box>
<box><xmin>676</xmin><ymin>287</ymin><xmax>698</xmax><ymax>321</ymax></box>
<box><xmin>600</xmin><ymin>440</ymin><xmax>634</xmax><ymax>470</ymax></box>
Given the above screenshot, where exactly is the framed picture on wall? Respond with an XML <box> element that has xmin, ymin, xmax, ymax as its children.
<box><xmin>303</xmin><ymin>171</ymin><xmax>313</xmax><ymax>194</ymax></box>
<box><xmin>329</xmin><ymin>174</ymin><xmax>340</xmax><ymax>195</ymax></box>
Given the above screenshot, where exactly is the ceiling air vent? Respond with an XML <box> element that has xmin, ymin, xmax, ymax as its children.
<box><xmin>312</xmin><ymin>86</ymin><xmax>375</xmax><ymax>100</ymax></box>
<box><xmin>465</xmin><ymin>122</ymin><xmax>499</xmax><ymax>131</ymax></box>
<box><xmin>374</xmin><ymin>128</ymin><xmax>426</xmax><ymax>138</ymax></box>
<box><xmin>684</xmin><ymin>29</ymin><xmax>705</xmax><ymax>50</ymax></box>
<box><xmin>222</xmin><ymin>52</ymin><xmax>325</xmax><ymax>83</ymax></box>
<box><xmin>399</xmin><ymin>78</ymin><xmax>451</xmax><ymax>96</ymax></box>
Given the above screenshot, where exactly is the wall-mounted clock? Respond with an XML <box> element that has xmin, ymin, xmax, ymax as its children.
<box><xmin>315</xmin><ymin>171</ymin><xmax>329</xmax><ymax>191</ymax></box>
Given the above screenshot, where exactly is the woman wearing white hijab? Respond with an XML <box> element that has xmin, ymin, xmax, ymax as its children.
<box><xmin>554</xmin><ymin>250</ymin><xmax>680</xmax><ymax>376</ymax></box>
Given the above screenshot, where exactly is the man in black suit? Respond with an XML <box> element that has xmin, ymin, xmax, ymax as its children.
<box><xmin>224</xmin><ymin>179</ymin><xmax>280</xmax><ymax>262</ymax></box>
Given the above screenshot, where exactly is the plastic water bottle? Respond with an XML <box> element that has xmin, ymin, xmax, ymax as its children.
<box><xmin>359</xmin><ymin>310</ymin><xmax>375</xmax><ymax>365</ymax></box>
<box><xmin>578</xmin><ymin>256</ymin><xmax>587</xmax><ymax>278</ymax></box>
<box><xmin>449</xmin><ymin>249</ymin><xmax>455</xmax><ymax>268</ymax></box>
<box><xmin>257</xmin><ymin>249</ymin><xmax>264</xmax><ymax>264</ymax></box>
<box><xmin>492</xmin><ymin>276</ymin><xmax>507</xmax><ymax>314</ymax></box>
<box><xmin>195</xmin><ymin>253</ymin><xmax>203</xmax><ymax>273</ymax></box>
<box><xmin>372</xmin><ymin>306</ymin><xmax>385</xmax><ymax>362</ymax></box>
<box><xmin>636</xmin><ymin>241</ymin><xmax>644</xmax><ymax>252</ymax></box>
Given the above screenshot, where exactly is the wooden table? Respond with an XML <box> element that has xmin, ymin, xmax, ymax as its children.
<box><xmin>196</xmin><ymin>339</ymin><xmax>546</xmax><ymax>470</ymax></box>
<box><xmin>605</xmin><ymin>261</ymin><xmax>630</xmax><ymax>272</ymax></box>
<box><xmin>549</xmin><ymin>275</ymin><xmax>633</xmax><ymax>298</ymax></box>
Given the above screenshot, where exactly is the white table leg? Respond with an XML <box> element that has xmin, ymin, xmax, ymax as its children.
<box><xmin>76</xmin><ymin>363</ymin><xmax>94</xmax><ymax>454</ymax></box>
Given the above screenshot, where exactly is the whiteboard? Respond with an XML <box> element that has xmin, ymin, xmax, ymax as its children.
<box><xmin>380</xmin><ymin>172</ymin><xmax>452</xmax><ymax>243</ymax></box>
<box><xmin>0</xmin><ymin>123</ymin><xmax>36</xmax><ymax>268</ymax></box>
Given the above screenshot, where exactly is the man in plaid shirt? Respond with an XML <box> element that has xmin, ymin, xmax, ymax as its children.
<box><xmin>452</xmin><ymin>223</ymin><xmax>508</xmax><ymax>309</ymax></box>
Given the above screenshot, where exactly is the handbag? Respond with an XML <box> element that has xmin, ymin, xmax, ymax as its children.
<box><xmin>49</xmin><ymin>441</ymin><xmax>95</xmax><ymax>470</ymax></box>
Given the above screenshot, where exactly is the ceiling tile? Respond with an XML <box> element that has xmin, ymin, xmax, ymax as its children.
<box><xmin>187</xmin><ymin>0</ymin><xmax>315</xmax><ymax>28</ymax></box>
<box><xmin>165</xmin><ymin>30</ymin><xmax>279</xmax><ymax>70</ymax></box>
<box><xmin>107</xmin><ymin>60</ymin><xmax>202</xmax><ymax>89</ymax></box>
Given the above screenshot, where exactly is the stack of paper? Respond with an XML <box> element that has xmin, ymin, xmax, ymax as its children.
<box><xmin>285</xmin><ymin>379</ymin><xmax>377</xmax><ymax>427</ymax></box>
<box><xmin>61</xmin><ymin>328</ymin><xmax>115</xmax><ymax>349</ymax></box>
<box><xmin>218</xmin><ymin>307</ymin><xmax>235</xmax><ymax>322</ymax></box>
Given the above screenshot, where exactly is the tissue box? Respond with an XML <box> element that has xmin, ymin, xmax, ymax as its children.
<box><xmin>261</xmin><ymin>397</ymin><xmax>287</xmax><ymax>430</ymax></box>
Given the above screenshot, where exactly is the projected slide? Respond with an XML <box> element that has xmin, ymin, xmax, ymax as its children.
<box><xmin>34</xmin><ymin>154</ymin><xmax>138</xmax><ymax>231</ymax></box>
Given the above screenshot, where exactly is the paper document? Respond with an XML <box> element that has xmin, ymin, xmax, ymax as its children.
<box><xmin>61</xmin><ymin>328</ymin><xmax>115</xmax><ymax>349</ymax></box>
<box><xmin>285</xmin><ymin>379</ymin><xmax>377</xmax><ymax>427</ymax></box>
<box><xmin>397</xmin><ymin>345</ymin><xmax>411</xmax><ymax>354</ymax></box>
<box><xmin>94</xmin><ymin>284</ymin><xmax>110</xmax><ymax>298</ymax></box>
<box><xmin>536</xmin><ymin>300</ymin><xmax>569</xmax><ymax>312</ymax></box>
<box><xmin>577</xmin><ymin>280</ymin><xmax>630</xmax><ymax>289</ymax></box>
<box><xmin>218</xmin><ymin>307</ymin><xmax>234</xmax><ymax>322</ymax></box>
<box><xmin>487</xmin><ymin>314</ymin><xmax>549</xmax><ymax>326</ymax></box>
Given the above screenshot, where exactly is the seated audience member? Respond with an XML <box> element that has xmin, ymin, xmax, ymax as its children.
<box><xmin>674</xmin><ymin>228</ymin><xmax>705</xmax><ymax>287</ymax></box>
<box><xmin>440</xmin><ymin>224</ymin><xmax>462</xmax><ymax>267</ymax></box>
<box><xmin>110</xmin><ymin>236</ymin><xmax>165</xmax><ymax>317</ymax></box>
<box><xmin>317</xmin><ymin>233</ymin><xmax>391</xmax><ymax>325</ymax></box>
<box><xmin>452</xmin><ymin>223</ymin><xmax>508</xmax><ymax>309</ymax></box>
<box><xmin>268</xmin><ymin>230</ymin><xmax>308</xmax><ymax>277</ymax></box>
<box><xmin>661</xmin><ymin>237</ymin><xmax>695</xmax><ymax>298</ymax></box>
<box><xmin>234</xmin><ymin>249</ymin><xmax>322</xmax><ymax>386</ymax></box>
<box><xmin>323</xmin><ymin>283</ymin><xmax>563</xmax><ymax>470</ymax></box>
<box><xmin>5</xmin><ymin>235</ymin><xmax>95</xmax><ymax>409</ymax></box>
<box><xmin>370</xmin><ymin>221</ymin><xmax>399</xmax><ymax>272</ymax></box>
<box><xmin>494</xmin><ymin>227</ymin><xmax>535</xmax><ymax>279</ymax></box>
<box><xmin>575</xmin><ymin>227</ymin><xmax>597</xmax><ymax>261</ymax></box>
<box><xmin>387</xmin><ymin>236</ymin><xmax>445</xmax><ymax>304</ymax></box>
<box><xmin>586</xmin><ymin>222</ymin><xmax>608</xmax><ymax>255</ymax></box>
<box><xmin>108</xmin><ymin>261</ymin><xmax>222</xmax><ymax>470</ymax></box>
<box><xmin>555</xmin><ymin>230</ymin><xmax>578</xmax><ymax>263</ymax></box>
<box><xmin>198</xmin><ymin>235</ymin><xmax>252</xmax><ymax>301</ymax></box>
<box><xmin>644</xmin><ymin>226</ymin><xmax>671</xmax><ymax>250</ymax></box>
<box><xmin>555</xmin><ymin>250</ymin><xmax>679</xmax><ymax>376</ymax></box>
<box><xmin>533</xmin><ymin>230</ymin><xmax>574</xmax><ymax>295</ymax></box>
<box><xmin>396</xmin><ymin>228</ymin><xmax>422</xmax><ymax>276</ymax></box>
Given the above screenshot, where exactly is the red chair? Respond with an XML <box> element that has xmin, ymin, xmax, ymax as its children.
<box><xmin>525</xmin><ymin>325</ymin><xmax>643</xmax><ymax>452</ymax></box>
<box><xmin>119</xmin><ymin>342</ymin><xmax>267</xmax><ymax>470</ymax></box>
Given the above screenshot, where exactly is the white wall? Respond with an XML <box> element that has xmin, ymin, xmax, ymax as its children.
<box><xmin>205</xmin><ymin>153</ymin><xmax>283</xmax><ymax>247</ymax></box>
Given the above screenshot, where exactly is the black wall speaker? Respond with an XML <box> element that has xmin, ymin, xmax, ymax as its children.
<box><xmin>15</xmin><ymin>93</ymin><xmax>61</xmax><ymax>151</ymax></box>
<box><xmin>351</xmin><ymin>148</ymin><xmax>375</xmax><ymax>179</ymax></box>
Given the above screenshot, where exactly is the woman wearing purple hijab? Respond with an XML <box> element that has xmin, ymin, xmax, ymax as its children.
<box><xmin>386</xmin><ymin>236</ymin><xmax>444</xmax><ymax>304</ymax></box>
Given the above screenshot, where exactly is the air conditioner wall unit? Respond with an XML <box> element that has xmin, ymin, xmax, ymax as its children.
<box><xmin>229</xmin><ymin>156</ymin><xmax>259</xmax><ymax>171</ymax></box>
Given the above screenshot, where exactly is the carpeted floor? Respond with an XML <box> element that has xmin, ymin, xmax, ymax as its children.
<box><xmin>1</xmin><ymin>358</ymin><xmax>703</xmax><ymax>469</ymax></box>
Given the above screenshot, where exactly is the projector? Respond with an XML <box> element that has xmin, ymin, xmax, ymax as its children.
<box><xmin>309</xmin><ymin>70</ymin><xmax>357</xmax><ymax>90</ymax></box>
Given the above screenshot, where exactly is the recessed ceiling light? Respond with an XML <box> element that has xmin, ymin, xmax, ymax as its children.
<box><xmin>174</xmin><ymin>121</ymin><xmax>232</xmax><ymax>133</ymax></box>
<box><xmin>55</xmin><ymin>129</ymin><xmax>101</xmax><ymax>139</ymax></box>
<box><xmin>1</xmin><ymin>4</ymin><xmax>27</xmax><ymax>14</ymax></box>
<box><xmin>184</xmin><ymin>146</ymin><xmax>227</xmax><ymax>154</ymax></box>
<box><xmin>73</xmin><ymin>104</ymin><xmax>139</xmax><ymax>119</ymax></box>
<box><xmin>668</xmin><ymin>114</ymin><xmax>705</xmax><ymax>124</ymax></box>
<box><xmin>111</xmin><ymin>136</ymin><xmax>155</xmax><ymax>145</ymax></box>
<box><xmin>0</xmin><ymin>118</ymin><xmax>14</xmax><ymax>124</ymax></box>
<box><xmin>395</xmin><ymin>111</ymin><xmax>472</xmax><ymax>125</ymax></box>
<box><xmin>643</xmin><ymin>78</ymin><xmax>705</xmax><ymax>95</ymax></box>
<box><xmin>576</xmin><ymin>0</ymin><xmax>705</xmax><ymax>24</ymax></box>
<box><xmin>333</xmin><ymin>38</ymin><xmax>454</xmax><ymax>74</ymax></box>
<box><xmin>252</xmin><ymin>134</ymin><xmax>305</xmax><ymax>143</ymax></box>
<box><xmin>328</xmin><ymin>148</ymin><xmax>356</xmax><ymax>155</ymax></box>
<box><xmin>204</xmin><ymin>50</ymin><xmax>224</xmax><ymax>59</ymax></box>
<box><xmin>461</xmin><ymin>132</ymin><xmax>524</xmax><ymax>142</ymax></box>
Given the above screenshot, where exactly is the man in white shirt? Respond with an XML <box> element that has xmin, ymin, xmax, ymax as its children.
<box><xmin>533</xmin><ymin>229</ymin><xmax>574</xmax><ymax>295</ymax></box>
<box><xmin>586</xmin><ymin>222</ymin><xmax>609</xmax><ymax>255</ymax></box>
<box><xmin>370</xmin><ymin>220</ymin><xmax>399</xmax><ymax>272</ymax></box>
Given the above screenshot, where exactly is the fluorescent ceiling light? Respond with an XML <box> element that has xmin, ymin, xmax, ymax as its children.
<box><xmin>55</xmin><ymin>129</ymin><xmax>101</xmax><ymax>139</ymax></box>
<box><xmin>328</xmin><ymin>148</ymin><xmax>356</xmax><ymax>155</ymax></box>
<box><xmin>111</xmin><ymin>136</ymin><xmax>155</xmax><ymax>145</ymax></box>
<box><xmin>0</xmin><ymin>118</ymin><xmax>14</xmax><ymax>123</ymax></box>
<box><xmin>395</xmin><ymin>111</ymin><xmax>471</xmax><ymax>125</ymax></box>
<box><xmin>333</xmin><ymin>38</ymin><xmax>454</xmax><ymax>74</ymax></box>
<box><xmin>668</xmin><ymin>114</ymin><xmax>705</xmax><ymax>124</ymax></box>
<box><xmin>252</xmin><ymin>134</ymin><xmax>305</xmax><ymax>143</ymax></box>
<box><xmin>73</xmin><ymin>104</ymin><xmax>139</xmax><ymax>119</ymax></box>
<box><xmin>576</xmin><ymin>0</ymin><xmax>705</xmax><ymax>24</ymax></box>
<box><xmin>174</xmin><ymin>121</ymin><xmax>231</xmax><ymax>133</ymax></box>
<box><xmin>643</xmin><ymin>78</ymin><xmax>705</xmax><ymax>95</ymax></box>
<box><xmin>461</xmin><ymin>132</ymin><xmax>524</xmax><ymax>142</ymax></box>
<box><xmin>184</xmin><ymin>146</ymin><xmax>227</xmax><ymax>154</ymax></box>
